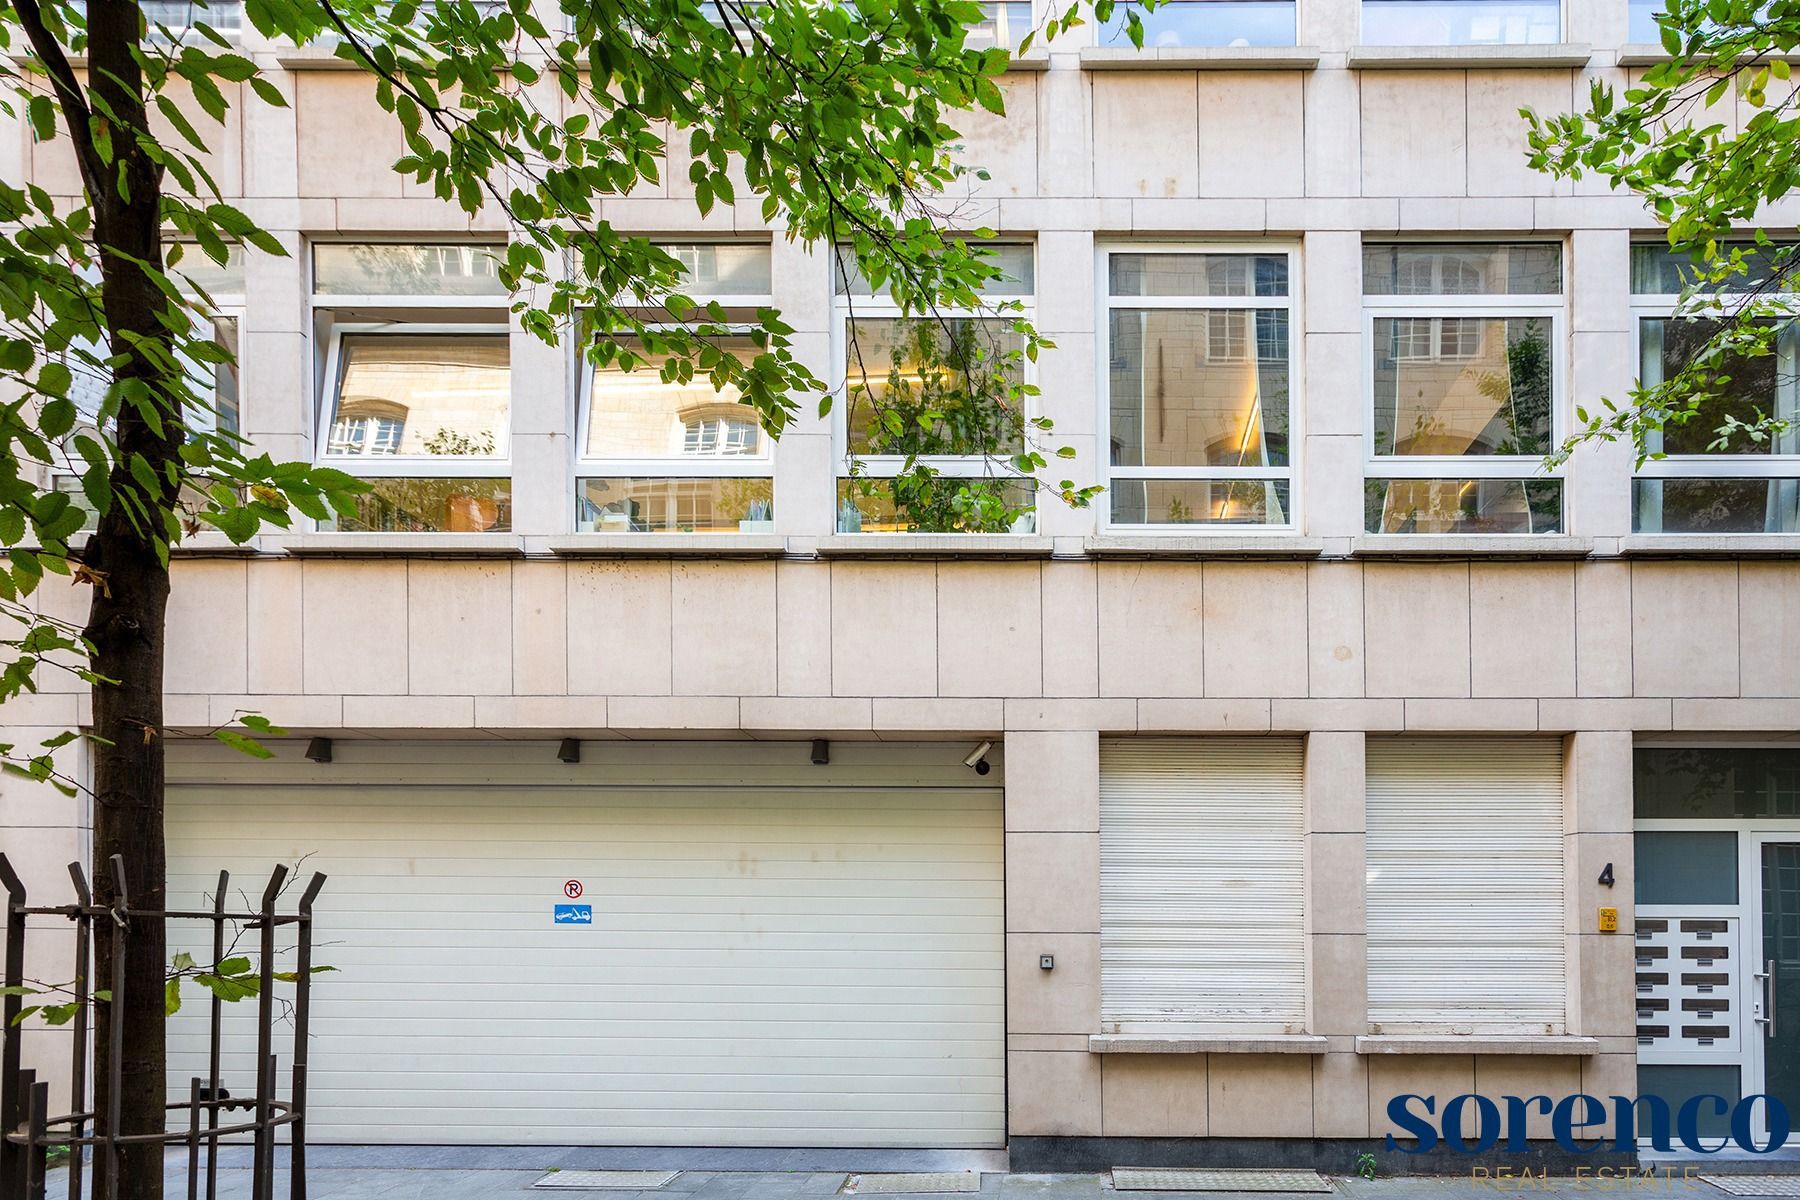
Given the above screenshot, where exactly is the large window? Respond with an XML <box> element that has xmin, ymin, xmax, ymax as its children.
<box><xmin>1361</xmin><ymin>0</ymin><xmax>1559</xmax><ymax>45</ymax></box>
<box><xmin>1631</xmin><ymin>242</ymin><xmax>1800</xmax><ymax>534</ymax></box>
<box><xmin>835</xmin><ymin>244</ymin><xmax>1036</xmax><ymax>534</ymax></box>
<box><xmin>1097</xmin><ymin>0</ymin><xmax>1296</xmax><ymax>47</ymax></box>
<box><xmin>313</xmin><ymin>243</ymin><xmax>512</xmax><ymax>533</ymax></box>
<box><xmin>1363</xmin><ymin>242</ymin><xmax>1565</xmax><ymax>534</ymax></box>
<box><xmin>578</xmin><ymin>242</ymin><xmax>775</xmax><ymax>534</ymax></box>
<box><xmin>1103</xmin><ymin>247</ymin><xmax>1294</xmax><ymax>528</ymax></box>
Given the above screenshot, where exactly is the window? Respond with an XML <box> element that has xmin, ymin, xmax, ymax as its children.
<box><xmin>1097</xmin><ymin>0</ymin><xmax>1297</xmax><ymax>47</ymax></box>
<box><xmin>312</xmin><ymin>242</ymin><xmax>512</xmax><ymax>533</ymax></box>
<box><xmin>1363</xmin><ymin>242</ymin><xmax>1565</xmax><ymax>534</ymax></box>
<box><xmin>577</xmin><ymin>242</ymin><xmax>775</xmax><ymax>534</ymax></box>
<box><xmin>1100</xmin><ymin>739</ymin><xmax>1306</xmax><ymax>1032</ymax></box>
<box><xmin>1361</xmin><ymin>0</ymin><xmax>1560</xmax><ymax>45</ymax></box>
<box><xmin>968</xmin><ymin>0</ymin><xmax>1033</xmax><ymax>49</ymax></box>
<box><xmin>1366</xmin><ymin>738</ymin><xmax>1567</xmax><ymax>1034</ymax></box>
<box><xmin>1631</xmin><ymin>242</ymin><xmax>1800</xmax><ymax>534</ymax></box>
<box><xmin>69</xmin><ymin>0</ymin><xmax>241</xmax><ymax>38</ymax></box>
<box><xmin>1103</xmin><ymin>247</ymin><xmax>1294</xmax><ymax>528</ymax></box>
<box><xmin>835</xmin><ymin>243</ymin><xmax>1036</xmax><ymax>533</ymax></box>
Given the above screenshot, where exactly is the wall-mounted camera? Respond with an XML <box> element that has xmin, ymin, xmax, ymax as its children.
<box><xmin>963</xmin><ymin>741</ymin><xmax>993</xmax><ymax>775</ymax></box>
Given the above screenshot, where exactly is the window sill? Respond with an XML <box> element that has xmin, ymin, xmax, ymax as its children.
<box><xmin>1346</xmin><ymin>43</ymin><xmax>1591</xmax><ymax>69</ymax></box>
<box><xmin>1619</xmin><ymin>533</ymin><xmax>1800</xmax><ymax>558</ymax></box>
<box><xmin>1003</xmin><ymin>49</ymin><xmax>1053</xmax><ymax>71</ymax></box>
<box><xmin>1356</xmin><ymin>1035</ymin><xmax>1599</xmax><ymax>1056</ymax></box>
<box><xmin>1089</xmin><ymin>1034</ymin><xmax>1329</xmax><ymax>1055</ymax></box>
<box><xmin>276</xmin><ymin>533</ymin><xmax>525</xmax><ymax>557</ymax></box>
<box><xmin>1352</xmin><ymin>534</ymin><xmax>1593</xmax><ymax>560</ymax></box>
<box><xmin>1616</xmin><ymin>43</ymin><xmax>1800</xmax><ymax>65</ymax></box>
<box><xmin>814</xmin><ymin>534</ymin><xmax>1055</xmax><ymax>559</ymax></box>
<box><xmin>547</xmin><ymin>534</ymin><xmax>788</xmax><ymax>558</ymax></box>
<box><xmin>1084</xmin><ymin>534</ymin><xmax>1323</xmax><ymax>559</ymax></box>
<box><xmin>171</xmin><ymin>533</ymin><xmax>260</xmax><ymax>557</ymax></box>
<box><xmin>1078</xmin><ymin>45</ymin><xmax>1321</xmax><ymax>70</ymax></box>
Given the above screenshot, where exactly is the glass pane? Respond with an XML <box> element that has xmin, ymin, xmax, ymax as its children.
<box><xmin>1362</xmin><ymin>243</ymin><xmax>1562</xmax><ymax>295</ymax></box>
<box><xmin>844</xmin><ymin>318</ymin><xmax>1026</xmax><ymax>456</ymax></box>
<box><xmin>1108</xmin><ymin>308</ymin><xmax>1290</xmax><ymax>469</ymax></box>
<box><xmin>1372</xmin><ymin>316</ymin><xmax>1553</xmax><ymax>456</ymax></box>
<box><xmin>1632</xmin><ymin>478</ymin><xmax>1800</xmax><ymax>534</ymax></box>
<box><xmin>1627</xmin><ymin>0</ymin><xmax>1661</xmax><ymax>39</ymax></box>
<box><xmin>328</xmin><ymin>334</ymin><xmax>509</xmax><ymax>458</ymax></box>
<box><xmin>835</xmin><ymin>244</ymin><xmax>1034</xmax><ymax>296</ymax></box>
<box><xmin>658</xmin><ymin>244</ymin><xmax>772</xmax><ymax>296</ymax></box>
<box><xmin>578</xmin><ymin>478</ymin><xmax>773</xmax><ymax>533</ymax></box>
<box><xmin>1635</xmin><ymin>831</ymin><xmax>1739</xmax><ymax>906</ymax></box>
<box><xmin>1110</xmin><ymin>478</ymin><xmax>1291</xmax><ymax>525</ymax></box>
<box><xmin>836</xmin><ymin>477</ymin><xmax>1035</xmax><ymax>533</ymax></box>
<box><xmin>1360</xmin><ymin>0</ymin><xmax>1560</xmax><ymax>45</ymax></box>
<box><xmin>586</xmin><ymin>336</ymin><xmax>766</xmax><ymax>460</ymax></box>
<box><xmin>1632</xmin><ymin>241</ymin><xmax>1800</xmax><ymax>295</ymax></box>
<box><xmin>1109</xmin><ymin>253</ymin><xmax>1289</xmax><ymax>298</ymax></box>
<box><xmin>1637</xmin><ymin>748</ymin><xmax>1800</xmax><ymax>819</ymax></box>
<box><xmin>1637</xmin><ymin>1066</ymin><xmax>1740</xmax><ymax>1140</ymax></box>
<box><xmin>1097</xmin><ymin>0</ymin><xmax>1297</xmax><ymax>46</ymax></box>
<box><xmin>967</xmin><ymin>0</ymin><xmax>1034</xmax><ymax>49</ymax></box>
<box><xmin>1639</xmin><ymin>318</ymin><xmax>1799</xmax><ymax>455</ymax></box>
<box><xmin>192</xmin><ymin>316</ymin><xmax>240</xmax><ymax>436</ymax></box>
<box><xmin>168</xmin><ymin>243</ymin><xmax>243</xmax><ymax>294</ymax></box>
<box><xmin>313</xmin><ymin>243</ymin><xmax>508</xmax><ymax>296</ymax></box>
<box><xmin>321</xmin><ymin>477</ymin><xmax>512</xmax><ymax>533</ymax></box>
<box><xmin>1364</xmin><ymin>478</ymin><xmax>1564</xmax><ymax>533</ymax></box>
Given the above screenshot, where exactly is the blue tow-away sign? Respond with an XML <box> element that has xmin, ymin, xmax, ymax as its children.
<box><xmin>554</xmin><ymin>904</ymin><xmax>593</xmax><ymax>925</ymax></box>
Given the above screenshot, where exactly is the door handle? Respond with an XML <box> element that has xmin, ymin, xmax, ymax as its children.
<box><xmin>1758</xmin><ymin>959</ymin><xmax>1778</xmax><ymax>1037</ymax></box>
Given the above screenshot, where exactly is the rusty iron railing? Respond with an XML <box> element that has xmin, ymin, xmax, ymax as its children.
<box><xmin>0</xmin><ymin>853</ymin><xmax>325</xmax><ymax>1200</ymax></box>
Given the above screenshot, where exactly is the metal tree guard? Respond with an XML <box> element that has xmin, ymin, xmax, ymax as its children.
<box><xmin>0</xmin><ymin>852</ymin><xmax>326</xmax><ymax>1200</ymax></box>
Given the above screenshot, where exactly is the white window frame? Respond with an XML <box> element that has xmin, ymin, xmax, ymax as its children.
<box><xmin>1096</xmin><ymin>241</ymin><xmax>1302</xmax><ymax>534</ymax></box>
<box><xmin>1362</xmin><ymin>240</ymin><xmax>1567</xmax><ymax>488</ymax></box>
<box><xmin>1629</xmin><ymin>248</ymin><xmax>1800</xmax><ymax>535</ymax></box>
<box><xmin>315</xmin><ymin>322</ymin><xmax>513</xmax><ymax>480</ymax></box>
<box><xmin>831</xmin><ymin>244</ymin><xmax>1039</xmax><ymax>515</ymax></box>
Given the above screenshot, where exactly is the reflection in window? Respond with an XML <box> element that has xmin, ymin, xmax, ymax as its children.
<box><xmin>1372</xmin><ymin>316</ymin><xmax>1552</xmax><ymax>456</ymax></box>
<box><xmin>844</xmin><ymin>317</ymin><xmax>1026</xmax><ymax>458</ymax></box>
<box><xmin>328</xmin><ymin>413</ymin><xmax>405</xmax><ymax>456</ymax></box>
<box><xmin>1363</xmin><ymin>242</ymin><xmax>1562</xmax><ymax>296</ymax></box>
<box><xmin>1097</xmin><ymin>0</ymin><xmax>1297</xmax><ymax>47</ymax></box>
<box><xmin>968</xmin><ymin>0</ymin><xmax>1034</xmax><ymax>49</ymax></box>
<box><xmin>836</xmin><ymin>477</ymin><xmax>1036</xmax><ymax>534</ymax></box>
<box><xmin>313</xmin><ymin>243</ymin><xmax>507</xmax><ymax>297</ymax></box>
<box><xmin>1111</xmin><ymin>479</ymin><xmax>1291</xmax><ymax>526</ymax></box>
<box><xmin>1361</xmin><ymin>0</ymin><xmax>1560</xmax><ymax>45</ymax></box>
<box><xmin>1365</xmin><ymin>478</ymin><xmax>1563</xmax><ymax>533</ymax></box>
<box><xmin>321</xmin><ymin>477</ymin><xmax>512</xmax><ymax>533</ymax></box>
<box><xmin>1633</xmin><ymin>478</ymin><xmax>1800</xmax><ymax>533</ymax></box>
<box><xmin>1639</xmin><ymin>318</ymin><xmax>1800</xmax><ymax>457</ymax></box>
<box><xmin>584</xmin><ymin>336</ymin><xmax>767</xmax><ymax>460</ymax></box>
<box><xmin>326</xmin><ymin>334</ymin><xmax>509</xmax><ymax>459</ymax></box>
<box><xmin>579</xmin><ymin>477</ymin><xmax>773</xmax><ymax>533</ymax></box>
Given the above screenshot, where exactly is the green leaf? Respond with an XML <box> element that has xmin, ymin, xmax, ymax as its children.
<box><xmin>165</xmin><ymin>977</ymin><xmax>182</xmax><ymax>1016</ymax></box>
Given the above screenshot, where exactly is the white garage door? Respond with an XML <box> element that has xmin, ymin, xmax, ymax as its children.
<box><xmin>164</xmin><ymin>741</ymin><xmax>1005</xmax><ymax>1147</ymax></box>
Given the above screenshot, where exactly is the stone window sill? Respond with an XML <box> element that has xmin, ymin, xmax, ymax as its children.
<box><xmin>1347</xmin><ymin>43</ymin><xmax>1591</xmax><ymax>68</ymax></box>
<box><xmin>1356</xmin><ymin>1034</ymin><xmax>1600</xmax><ymax>1056</ymax></box>
<box><xmin>1084</xmin><ymin>534</ymin><xmax>1323</xmax><ymax>560</ymax></box>
<box><xmin>1616</xmin><ymin>44</ymin><xmax>1800</xmax><ymax>66</ymax></box>
<box><xmin>1079</xmin><ymin>45</ymin><xmax>1321</xmax><ymax>70</ymax></box>
<box><xmin>1003</xmin><ymin>50</ymin><xmax>1052</xmax><ymax>71</ymax></box>
<box><xmin>1619</xmin><ymin>534</ymin><xmax>1800</xmax><ymax>559</ymax></box>
<box><xmin>1090</xmin><ymin>1034</ymin><xmax>1329</xmax><ymax>1054</ymax></box>
<box><xmin>814</xmin><ymin>534</ymin><xmax>1055</xmax><ymax>559</ymax></box>
<box><xmin>276</xmin><ymin>533</ymin><xmax>525</xmax><ymax>557</ymax></box>
<box><xmin>1352</xmin><ymin>534</ymin><xmax>1594</xmax><ymax>560</ymax></box>
<box><xmin>171</xmin><ymin>533</ymin><xmax>259</xmax><ymax>557</ymax></box>
<box><xmin>547</xmin><ymin>534</ymin><xmax>788</xmax><ymax>559</ymax></box>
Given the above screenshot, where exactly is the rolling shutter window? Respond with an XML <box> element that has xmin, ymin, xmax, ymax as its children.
<box><xmin>1100</xmin><ymin>737</ymin><xmax>1306</xmax><ymax>1031</ymax></box>
<box><xmin>1366</xmin><ymin>737</ymin><xmax>1566</xmax><ymax>1033</ymax></box>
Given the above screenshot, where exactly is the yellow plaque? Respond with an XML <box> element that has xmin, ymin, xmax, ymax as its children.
<box><xmin>1598</xmin><ymin>906</ymin><xmax>1619</xmax><ymax>933</ymax></box>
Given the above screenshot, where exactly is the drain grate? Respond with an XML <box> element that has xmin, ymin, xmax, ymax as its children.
<box><xmin>1703</xmin><ymin>1178</ymin><xmax>1800</xmax><ymax>1198</ymax></box>
<box><xmin>1111</xmin><ymin>1168</ymin><xmax>1332</xmax><ymax>1194</ymax></box>
<box><xmin>842</xmin><ymin>1173</ymin><xmax>982</xmax><ymax>1194</ymax></box>
<box><xmin>534</xmin><ymin>1171</ymin><xmax>683</xmax><ymax>1190</ymax></box>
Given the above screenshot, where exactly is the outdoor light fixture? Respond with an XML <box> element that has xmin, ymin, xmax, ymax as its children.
<box><xmin>811</xmin><ymin>739</ymin><xmax>830</xmax><ymax>766</ymax></box>
<box><xmin>304</xmin><ymin>737</ymin><xmax>332</xmax><ymax>764</ymax></box>
<box><xmin>557</xmin><ymin>738</ymin><xmax>581</xmax><ymax>764</ymax></box>
<box><xmin>963</xmin><ymin>741</ymin><xmax>993</xmax><ymax>775</ymax></box>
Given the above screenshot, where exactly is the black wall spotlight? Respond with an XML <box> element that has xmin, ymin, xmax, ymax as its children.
<box><xmin>557</xmin><ymin>738</ymin><xmax>581</xmax><ymax>764</ymax></box>
<box><xmin>811</xmin><ymin>738</ymin><xmax>830</xmax><ymax>766</ymax></box>
<box><xmin>304</xmin><ymin>737</ymin><xmax>333</xmax><ymax>764</ymax></box>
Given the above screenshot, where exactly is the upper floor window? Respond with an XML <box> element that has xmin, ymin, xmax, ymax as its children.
<box><xmin>834</xmin><ymin>243</ymin><xmax>1037</xmax><ymax>534</ymax></box>
<box><xmin>312</xmin><ymin>242</ymin><xmax>512</xmax><ymax>533</ymax></box>
<box><xmin>1098</xmin><ymin>0</ymin><xmax>1296</xmax><ymax>47</ymax></box>
<box><xmin>1103</xmin><ymin>246</ymin><xmax>1294</xmax><ymax>529</ymax></box>
<box><xmin>1360</xmin><ymin>0</ymin><xmax>1560</xmax><ymax>45</ymax></box>
<box><xmin>1363</xmin><ymin>242</ymin><xmax>1565</xmax><ymax>534</ymax></box>
<box><xmin>69</xmin><ymin>0</ymin><xmax>241</xmax><ymax>39</ymax></box>
<box><xmin>578</xmin><ymin>242</ymin><xmax>775</xmax><ymax>534</ymax></box>
<box><xmin>1631</xmin><ymin>242</ymin><xmax>1800</xmax><ymax>535</ymax></box>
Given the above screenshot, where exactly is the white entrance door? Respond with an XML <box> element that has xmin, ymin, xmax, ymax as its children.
<box><xmin>163</xmin><ymin>740</ymin><xmax>1006</xmax><ymax>1147</ymax></box>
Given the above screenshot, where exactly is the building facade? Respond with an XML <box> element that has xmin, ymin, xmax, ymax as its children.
<box><xmin>4</xmin><ymin>0</ymin><xmax>1799</xmax><ymax>1164</ymax></box>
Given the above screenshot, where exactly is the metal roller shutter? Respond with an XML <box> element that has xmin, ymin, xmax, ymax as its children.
<box><xmin>162</xmin><ymin>740</ymin><xmax>1005</xmax><ymax>1147</ymax></box>
<box><xmin>1099</xmin><ymin>737</ymin><xmax>1306</xmax><ymax>1031</ymax></box>
<box><xmin>1365</xmin><ymin>737</ymin><xmax>1566</xmax><ymax>1033</ymax></box>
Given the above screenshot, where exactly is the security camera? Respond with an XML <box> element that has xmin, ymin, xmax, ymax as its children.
<box><xmin>964</xmin><ymin>741</ymin><xmax>993</xmax><ymax>775</ymax></box>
